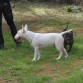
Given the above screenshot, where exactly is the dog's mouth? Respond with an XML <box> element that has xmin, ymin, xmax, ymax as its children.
<box><xmin>15</xmin><ymin>37</ymin><xmax>22</xmax><ymax>42</ymax></box>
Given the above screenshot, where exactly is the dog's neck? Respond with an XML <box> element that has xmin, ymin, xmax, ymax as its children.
<box><xmin>24</xmin><ymin>30</ymin><xmax>35</xmax><ymax>43</ymax></box>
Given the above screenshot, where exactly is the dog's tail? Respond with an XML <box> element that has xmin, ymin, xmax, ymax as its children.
<box><xmin>62</xmin><ymin>22</ymin><xmax>69</xmax><ymax>31</ymax></box>
<box><xmin>60</xmin><ymin>29</ymin><xmax>72</xmax><ymax>35</ymax></box>
<box><xmin>62</xmin><ymin>25</ymin><xmax>68</xmax><ymax>31</ymax></box>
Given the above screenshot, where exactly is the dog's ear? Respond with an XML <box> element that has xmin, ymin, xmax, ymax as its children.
<box><xmin>22</xmin><ymin>25</ymin><xmax>26</xmax><ymax>33</ymax></box>
<box><xmin>24</xmin><ymin>24</ymin><xmax>28</xmax><ymax>30</ymax></box>
<box><xmin>23</xmin><ymin>28</ymin><xmax>26</xmax><ymax>33</ymax></box>
<box><xmin>22</xmin><ymin>24</ymin><xmax>28</xmax><ymax>33</ymax></box>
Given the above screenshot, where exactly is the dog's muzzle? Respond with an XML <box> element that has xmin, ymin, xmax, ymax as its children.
<box><xmin>15</xmin><ymin>37</ymin><xmax>22</xmax><ymax>42</ymax></box>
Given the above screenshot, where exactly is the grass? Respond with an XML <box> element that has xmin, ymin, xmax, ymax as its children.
<box><xmin>0</xmin><ymin>2</ymin><xmax>83</xmax><ymax>83</ymax></box>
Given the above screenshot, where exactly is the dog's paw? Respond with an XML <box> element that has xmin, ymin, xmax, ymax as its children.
<box><xmin>32</xmin><ymin>58</ymin><xmax>36</xmax><ymax>61</ymax></box>
<box><xmin>56</xmin><ymin>58</ymin><xmax>60</xmax><ymax>60</ymax></box>
<box><xmin>37</xmin><ymin>57</ymin><xmax>40</xmax><ymax>61</ymax></box>
<box><xmin>65</xmin><ymin>56</ymin><xmax>68</xmax><ymax>59</ymax></box>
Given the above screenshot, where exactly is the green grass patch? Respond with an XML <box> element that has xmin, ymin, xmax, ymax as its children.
<box><xmin>0</xmin><ymin>2</ymin><xmax>83</xmax><ymax>83</ymax></box>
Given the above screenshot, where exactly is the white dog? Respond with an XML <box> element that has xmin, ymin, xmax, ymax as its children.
<box><xmin>14</xmin><ymin>24</ymin><xmax>72</xmax><ymax>61</ymax></box>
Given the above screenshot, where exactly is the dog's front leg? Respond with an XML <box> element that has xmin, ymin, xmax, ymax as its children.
<box><xmin>37</xmin><ymin>48</ymin><xmax>41</xmax><ymax>60</ymax></box>
<box><xmin>32</xmin><ymin>47</ymin><xmax>39</xmax><ymax>61</ymax></box>
<box><xmin>68</xmin><ymin>44</ymin><xmax>73</xmax><ymax>52</ymax></box>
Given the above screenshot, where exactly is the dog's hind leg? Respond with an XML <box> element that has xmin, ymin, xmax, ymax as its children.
<box><xmin>32</xmin><ymin>47</ymin><xmax>39</xmax><ymax>61</ymax></box>
<box><xmin>55</xmin><ymin>38</ymin><xmax>64</xmax><ymax>60</ymax></box>
<box><xmin>62</xmin><ymin>47</ymin><xmax>68</xmax><ymax>59</ymax></box>
<box><xmin>56</xmin><ymin>50</ymin><xmax>63</xmax><ymax>60</ymax></box>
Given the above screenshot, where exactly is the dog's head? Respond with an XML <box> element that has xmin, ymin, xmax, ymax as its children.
<box><xmin>63</xmin><ymin>31</ymin><xmax>73</xmax><ymax>43</ymax></box>
<box><xmin>14</xmin><ymin>24</ymin><xmax>28</xmax><ymax>40</ymax></box>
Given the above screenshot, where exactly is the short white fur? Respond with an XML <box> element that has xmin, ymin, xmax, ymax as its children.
<box><xmin>15</xmin><ymin>24</ymin><xmax>72</xmax><ymax>61</ymax></box>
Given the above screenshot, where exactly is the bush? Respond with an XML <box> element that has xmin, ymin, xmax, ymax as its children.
<box><xmin>65</xmin><ymin>5</ymin><xmax>83</xmax><ymax>13</ymax></box>
<box><xmin>66</xmin><ymin>6</ymin><xmax>72</xmax><ymax>12</ymax></box>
